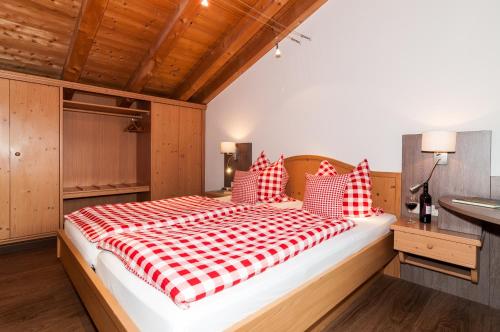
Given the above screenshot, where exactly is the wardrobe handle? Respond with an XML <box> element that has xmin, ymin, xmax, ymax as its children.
<box><xmin>14</xmin><ymin>152</ymin><xmax>21</xmax><ymax>157</ymax></box>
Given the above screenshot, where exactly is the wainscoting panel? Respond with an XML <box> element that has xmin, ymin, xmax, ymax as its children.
<box><xmin>488</xmin><ymin>177</ymin><xmax>500</xmax><ymax>308</ymax></box>
<box><xmin>401</xmin><ymin>131</ymin><xmax>496</xmax><ymax>307</ymax></box>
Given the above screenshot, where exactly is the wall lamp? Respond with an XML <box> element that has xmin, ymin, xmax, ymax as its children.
<box><xmin>220</xmin><ymin>142</ymin><xmax>237</xmax><ymax>191</ymax></box>
<box><xmin>410</xmin><ymin>131</ymin><xmax>457</xmax><ymax>193</ymax></box>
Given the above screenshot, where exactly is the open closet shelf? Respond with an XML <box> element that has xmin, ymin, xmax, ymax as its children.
<box><xmin>63</xmin><ymin>183</ymin><xmax>150</xmax><ymax>199</ymax></box>
<box><xmin>63</xmin><ymin>100</ymin><xmax>150</xmax><ymax>118</ymax></box>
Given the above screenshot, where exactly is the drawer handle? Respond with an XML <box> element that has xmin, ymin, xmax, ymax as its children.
<box><xmin>15</xmin><ymin>152</ymin><xmax>21</xmax><ymax>157</ymax></box>
<box><xmin>427</xmin><ymin>243</ymin><xmax>434</xmax><ymax>249</ymax></box>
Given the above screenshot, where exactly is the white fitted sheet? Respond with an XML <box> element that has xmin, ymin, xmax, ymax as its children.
<box><xmin>64</xmin><ymin>219</ymin><xmax>101</xmax><ymax>268</ymax></box>
<box><xmin>96</xmin><ymin>212</ymin><xmax>396</xmax><ymax>332</ymax></box>
<box><xmin>63</xmin><ymin>197</ymin><xmax>304</xmax><ymax>267</ymax></box>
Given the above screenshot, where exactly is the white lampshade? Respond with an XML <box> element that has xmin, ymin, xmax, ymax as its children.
<box><xmin>220</xmin><ymin>141</ymin><xmax>236</xmax><ymax>154</ymax></box>
<box><xmin>421</xmin><ymin>131</ymin><xmax>456</xmax><ymax>152</ymax></box>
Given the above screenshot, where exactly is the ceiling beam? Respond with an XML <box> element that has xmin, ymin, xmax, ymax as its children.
<box><xmin>62</xmin><ymin>0</ymin><xmax>109</xmax><ymax>82</ymax></box>
<box><xmin>124</xmin><ymin>0</ymin><xmax>202</xmax><ymax>94</ymax></box>
<box><xmin>191</xmin><ymin>0</ymin><xmax>327</xmax><ymax>104</ymax></box>
<box><xmin>173</xmin><ymin>0</ymin><xmax>291</xmax><ymax>101</ymax></box>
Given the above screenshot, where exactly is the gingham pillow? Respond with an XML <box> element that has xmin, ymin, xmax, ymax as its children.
<box><xmin>249</xmin><ymin>151</ymin><xmax>289</xmax><ymax>202</ymax></box>
<box><xmin>314</xmin><ymin>159</ymin><xmax>382</xmax><ymax>217</ymax></box>
<box><xmin>315</xmin><ymin>160</ymin><xmax>338</xmax><ymax>176</ymax></box>
<box><xmin>303</xmin><ymin>173</ymin><xmax>350</xmax><ymax>219</ymax></box>
<box><xmin>249</xmin><ymin>151</ymin><xmax>270</xmax><ymax>172</ymax></box>
<box><xmin>343</xmin><ymin>159</ymin><xmax>376</xmax><ymax>217</ymax></box>
<box><xmin>231</xmin><ymin>171</ymin><xmax>259</xmax><ymax>204</ymax></box>
<box><xmin>256</xmin><ymin>154</ymin><xmax>287</xmax><ymax>203</ymax></box>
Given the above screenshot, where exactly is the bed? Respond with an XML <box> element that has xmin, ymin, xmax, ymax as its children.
<box><xmin>63</xmin><ymin>197</ymin><xmax>302</xmax><ymax>268</ymax></box>
<box><xmin>57</xmin><ymin>155</ymin><xmax>401</xmax><ymax>331</ymax></box>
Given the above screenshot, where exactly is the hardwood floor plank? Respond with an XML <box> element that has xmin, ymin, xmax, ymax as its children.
<box><xmin>0</xmin><ymin>241</ymin><xmax>95</xmax><ymax>332</ymax></box>
<box><xmin>326</xmin><ymin>276</ymin><xmax>500</xmax><ymax>332</ymax></box>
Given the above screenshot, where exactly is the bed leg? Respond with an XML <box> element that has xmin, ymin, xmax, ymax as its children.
<box><xmin>383</xmin><ymin>255</ymin><xmax>400</xmax><ymax>278</ymax></box>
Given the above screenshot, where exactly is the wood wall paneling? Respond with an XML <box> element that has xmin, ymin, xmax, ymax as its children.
<box><xmin>401</xmin><ymin>131</ymin><xmax>493</xmax><ymax>307</ymax></box>
<box><xmin>63</xmin><ymin>112</ymin><xmax>138</xmax><ymax>187</ymax></box>
<box><xmin>401</xmin><ymin>132</ymin><xmax>491</xmax><ymax>235</ymax></box>
<box><xmin>9</xmin><ymin>81</ymin><xmax>60</xmax><ymax>237</ymax></box>
<box><xmin>0</xmin><ymin>79</ymin><xmax>9</xmax><ymax>239</ymax></box>
<box><xmin>151</xmin><ymin>103</ymin><xmax>179</xmax><ymax>200</ymax></box>
<box><xmin>178</xmin><ymin>108</ymin><xmax>203</xmax><ymax>196</ymax></box>
<box><xmin>488</xmin><ymin>177</ymin><xmax>500</xmax><ymax>309</ymax></box>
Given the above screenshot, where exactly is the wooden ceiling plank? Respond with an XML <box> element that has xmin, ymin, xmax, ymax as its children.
<box><xmin>124</xmin><ymin>0</ymin><xmax>203</xmax><ymax>94</ymax></box>
<box><xmin>192</xmin><ymin>0</ymin><xmax>327</xmax><ymax>104</ymax></box>
<box><xmin>62</xmin><ymin>0</ymin><xmax>110</xmax><ymax>82</ymax></box>
<box><xmin>173</xmin><ymin>0</ymin><xmax>291</xmax><ymax>101</ymax></box>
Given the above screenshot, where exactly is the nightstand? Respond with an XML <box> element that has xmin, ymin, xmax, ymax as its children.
<box><xmin>390</xmin><ymin>219</ymin><xmax>482</xmax><ymax>283</ymax></box>
<box><xmin>204</xmin><ymin>190</ymin><xmax>232</xmax><ymax>198</ymax></box>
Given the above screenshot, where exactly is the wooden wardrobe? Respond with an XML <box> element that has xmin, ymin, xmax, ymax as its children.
<box><xmin>151</xmin><ymin>103</ymin><xmax>204</xmax><ymax>200</ymax></box>
<box><xmin>0</xmin><ymin>79</ymin><xmax>60</xmax><ymax>243</ymax></box>
<box><xmin>0</xmin><ymin>70</ymin><xmax>206</xmax><ymax>245</ymax></box>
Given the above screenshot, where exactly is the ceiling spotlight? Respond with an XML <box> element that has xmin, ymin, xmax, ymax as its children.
<box><xmin>275</xmin><ymin>44</ymin><xmax>282</xmax><ymax>58</ymax></box>
<box><xmin>201</xmin><ymin>0</ymin><xmax>209</xmax><ymax>7</ymax></box>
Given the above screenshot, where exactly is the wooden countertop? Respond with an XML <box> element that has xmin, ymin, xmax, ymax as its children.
<box><xmin>439</xmin><ymin>196</ymin><xmax>500</xmax><ymax>227</ymax></box>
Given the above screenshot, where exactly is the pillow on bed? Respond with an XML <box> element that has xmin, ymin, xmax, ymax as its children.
<box><xmin>314</xmin><ymin>159</ymin><xmax>380</xmax><ymax>217</ymax></box>
<box><xmin>343</xmin><ymin>159</ymin><xmax>375</xmax><ymax>217</ymax></box>
<box><xmin>303</xmin><ymin>173</ymin><xmax>350</xmax><ymax>219</ymax></box>
<box><xmin>249</xmin><ymin>151</ymin><xmax>289</xmax><ymax>203</ymax></box>
<box><xmin>231</xmin><ymin>171</ymin><xmax>259</xmax><ymax>204</ymax></box>
<box><xmin>315</xmin><ymin>160</ymin><xmax>338</xmax><ymax>176</ymax></box>
<box><xmin>249</xmin><ymin>151</ymin><xmax>270</xmax><ymax>172</ymax></box>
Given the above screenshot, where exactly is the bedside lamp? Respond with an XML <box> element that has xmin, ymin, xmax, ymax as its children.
<box><xmin>410</xmin><ymin>131</ymin><xmax>456</xmax><ymax>193</ymax></box>
<box><xmin>220</xmin><ymin>142</ymin><xmax>237</xmax><ymax>191</ymax></box>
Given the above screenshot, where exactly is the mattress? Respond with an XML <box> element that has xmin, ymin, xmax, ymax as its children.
<box><xmin>63</xmin><ymin>197</ymin><xmax>304</xmax><ymax>267</ymax></box>
<box><xmin>95</xmin><ymin>212</ymin><xmax>396</xmax><ymax>332</ymax></box>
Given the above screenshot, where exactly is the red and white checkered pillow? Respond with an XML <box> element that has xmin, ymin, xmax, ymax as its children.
<box><xmin>249</xmin><ymin>151</ymin><xmax>289</xmax><ymax>202</ymax></box>
<box><xmin>256</xmin><ymin>154</ymin><xmax>287</xmax><ymax>203</ymax></box>
<box><xmin>249</xmin><ymin>151</ymin><xmax>270</xmax><ymax>172</ymax></box>
<box><xmin>303</xmin><ymin>173</ymin><xmax>350</xmax><ymax>219</ymax></box>
<box><xmin>314</xmin><ymin>159</ymin><xmax>382</xmax><ymax>217</ymax></box>
<box><xmin>231</xmin><ymin>171</ymin><xmax>259</xmax><ymax>204</ymax></box>
<box><xmin>343</xmin><ymin>159</ymin><xmax>378</xmax><ymax>217</ymax></box>
<box><xmin>315</xmin><ymin>160</ymin><xmax>338</xmax><ymax>176</ymax></box>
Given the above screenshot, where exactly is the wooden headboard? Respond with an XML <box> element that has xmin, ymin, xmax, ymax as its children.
<box><xmin>284</xmin><ymin>155</ymin><xmax>401</xmax><ymax>216</ymax></box>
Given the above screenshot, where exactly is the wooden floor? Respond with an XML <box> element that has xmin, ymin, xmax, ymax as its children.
<box><xmin>0</xmin><ymin>238</ymin><xmax>95</xmax><ymax>332</ymax></box>
<box><xmin>1</xmin><ymin>240</ymin><xmax>499</xmax><ymax>332</ymax></box>
<box><xmin>326</xmin><ymin>275</ymin><xmax>500</xmax><ymax>332</ymax></box>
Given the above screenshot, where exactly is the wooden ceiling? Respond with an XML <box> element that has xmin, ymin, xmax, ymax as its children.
<box><xmin>0</xmin><ymin>0</ymin><xmax>325</xmax><ymax>104</ymax></box>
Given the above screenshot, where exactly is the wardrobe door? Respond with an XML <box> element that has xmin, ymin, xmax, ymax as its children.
<box><xmin>178</xmin><ymin>108</ymin><xmax>203</xmax><ymax>196</ymax></box>
<box><xmin>151</xmin><ymin>102</ymin><xmax>179</xmax><ymax>200</ymax></box>
<box><xmin>9</xmin><ymin>81</ymin><xmax>60</xmax><ymax>238</ymax></box>
<box><xmin>0</xmin><ymin>79</ymin><xmax>9</xmax><ymax>239</ymax></box>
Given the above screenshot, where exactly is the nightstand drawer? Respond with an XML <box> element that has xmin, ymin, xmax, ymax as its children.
<box><xmin>394</xmin><ymin>231</ymin><xmax>477</xmax><ymax>268</ymax></box>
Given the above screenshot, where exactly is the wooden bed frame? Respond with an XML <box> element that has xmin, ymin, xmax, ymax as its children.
<box><xmin>57</xmin><ymin>155</ymin><xmax>401</xmax><ymax>332</ymax></box>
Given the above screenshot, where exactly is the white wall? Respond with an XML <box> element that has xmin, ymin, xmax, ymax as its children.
<box><xmin>205</xmin><ymin>0</ymin><xmax>500</xmax><ymax>190</ymax></box>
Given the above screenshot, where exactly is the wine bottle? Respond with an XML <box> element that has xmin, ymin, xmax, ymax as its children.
<box><xmin>419</xmin><ymin>182</ymin><xmax>432</xmax><ymax>223</ymax></box>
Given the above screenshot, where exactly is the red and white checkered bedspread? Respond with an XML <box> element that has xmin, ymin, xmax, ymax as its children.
<box><xmin>98</xmin><ymin>206</ymin><xmax>356</xmax><ymax>307</ymax></box>
<box><xmin>65</xmin><ymin>195</ymin><xmax>250</xmax><ymax>242</ymax></box>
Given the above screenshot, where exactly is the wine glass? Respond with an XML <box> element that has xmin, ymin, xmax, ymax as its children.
<box><xmin>405</xmin><ymin>194</ymin><xmax>418</xmax><ymax>224</ymax></box>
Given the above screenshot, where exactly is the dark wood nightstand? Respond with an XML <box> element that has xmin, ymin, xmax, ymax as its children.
<box><xmin>204</xmin><ymin>190</ymin><xmax>232</xmax><ymax>198</ymax></box>
<box><xmin>391</xmin><ymin>219</ymin><xmax>482</xmax><ymax>283</ymax></box>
